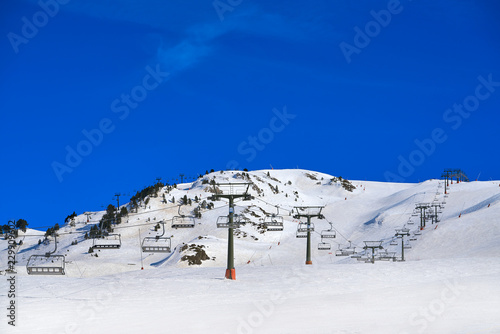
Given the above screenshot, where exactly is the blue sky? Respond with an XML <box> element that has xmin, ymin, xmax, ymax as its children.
<box><xmin>1</xmin><ymin>0</ymin><xmax>499</xmax><ymax>229</ymax></box>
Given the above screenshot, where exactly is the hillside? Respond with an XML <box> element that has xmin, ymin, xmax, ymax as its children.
<box><xmin>1</xmin><ymin>169</ymin><xmax>500</xmax><ymax>334</ymax></box>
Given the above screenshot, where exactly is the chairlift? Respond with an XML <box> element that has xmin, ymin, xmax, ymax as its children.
<box><xmin>172</xmin><ymin>205</ymin><xmax>196</xmax><ymax>228</ymax></box>
<box><xmin>318</xmin><ymin>241</ymin><xmax>331</xmax><ymax>250</ymax></box>
<box><xmin>26</xmin><ymin>233</ymin><xmax>65</xmax><ymax>275</ymax></box>
<box><xmin>404</xmin><ymin>242</ymin><xmax>412</xmax><ymax>249</ymax></box>
<box><xmin>336</xmin><ymin>241</ymin><xmax>356</xmax><ymax>256</ymax></box>
<box><xmin>142</xmin><ymin>221</ymin><xmax>171</xmax><ymax>253</ymax></box>
<box><xmin>216</xmin><ymin>215</ymin><xmax>241</xmax><ymax>229</ymax></box>
<box><xmin>390</xmin><ymin>239</ymin><xmax>398</xmax><ymax>246</ymax></box>
<box><xmin>93</xmin><ymin>233</ymin><xmax>121</xmax><ymax>249</ymax></box>
<box><xmin>297</xmin><ymin>222</ymin><xmax>314</xmax><ymax>233</ymax></box>
<box><xmin>378</xmin><ymin>250</ymin><xmax>396</xmax><ymax>261</ymax></box>
<box><xmin>320</xmin><ymin>222</ymin><xmax>336</xmax><ymax>239</ymax></box>
<box><xmin>264</xmin><ymin>207</ymin><xmax>284</xmax><ymax>231</ymax></box>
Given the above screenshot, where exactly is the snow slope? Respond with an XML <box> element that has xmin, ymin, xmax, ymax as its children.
<box><xmin>1</xmin><ymin>169</ymin><xmax>499</xmax><ymax>334</ymax></box>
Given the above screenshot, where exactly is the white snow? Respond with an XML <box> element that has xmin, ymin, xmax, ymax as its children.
<box><xmin>1</xmin><ymin>169</ymin><xmax>499</xmax><ymax>334</ymax></box>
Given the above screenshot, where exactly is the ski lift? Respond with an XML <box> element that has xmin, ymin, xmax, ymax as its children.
<box><xmin>142</xmin><ymin>221</ymin><xmax>171</xmax><ymax>253</ymax></box>
<box><xmin>26</xmin><ymin>233</ymin><xmax>65</xmax><ymax>275</ymax></box>
<box><xmin>172</xmin><ymin>205</ymin><xmax>196</xmax><ymax>229</ymax></box>
<box><xmin>93</xmin><ymin>233</ymin><xmax>121</xmax><ymax>249</ymax></box>
<box><xmin>297</xmin><ymin>222</ymin><xmax>314</xmax><ymax>233</ymax></box>
<box><xmin>216</xmin><ymin>215</ymin><xmax>241</xmax><ymax>229</ymax></box>
<box><xmin>390</xmin><ymin>239</ymin><xmax>398</xmax><ymax>246</ymax></box>
<box><xmin>404</xmin><ymin>242</ymin><xmax>412</xmax><ymax>249</ymax></box>
<box><xmin>320</xmin><ymin>222</ymin><xmax>336</xmax><ymax>239</ymax></box>
<box><xmin>318</xmin><ymin>241</ymin><xmax>331</xmax><ymax>250</ymax></box>
<box><xmin>378</xmin><ymin>250</ymin><xmax>396</xmax><ymax>261</ymax></box>
<box><xmin>296</xmin><ymin>229</ymin><xmax>307</xmax><ymax>238</ymax></box>
<box><xmin>335</xmin><ymin>241</ymin><xmax>356</xmax><ymax>256</ymax></box>
<box><xmin>264</xmin><ymin>207</ymin><xmax>284</xmax><ymax>231</ymax></box>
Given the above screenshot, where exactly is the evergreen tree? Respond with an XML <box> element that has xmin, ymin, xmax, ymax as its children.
<box><xmin>15</xmin><ymin>219</ymin><xmax>28</xmax><ymax>233</ymax></box>
<box><xmin>120</xmin><ymin>207</ymin><xmax>128</xmax><ymax>217</ymax></box>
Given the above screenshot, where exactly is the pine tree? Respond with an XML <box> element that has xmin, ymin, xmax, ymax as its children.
<box><xmin>15</xmin><ymin>219</ymin><xmax>28</xmax><ymax>233</ymax></box>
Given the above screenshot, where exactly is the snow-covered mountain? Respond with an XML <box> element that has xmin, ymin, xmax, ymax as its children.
<box><xmin>2</xmin><ymin>169</ymin><xmax>500</xmax><ymax>334</ymax></box>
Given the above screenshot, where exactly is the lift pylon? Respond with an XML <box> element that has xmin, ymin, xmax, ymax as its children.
<box><xmin>209</xmin><ymin>183</ymin><xmax>253</xmax><ymax>280</ymax></box>
<box><xmin>395</xmin><ymin>228</ymin><xmax>410</xmax><ymax>261</ymax></box>
<box><xmin>363</xmin><ymin>241</ymin><xmax>383</xmax><ymax>264</ymax></box>
<box><xmin>293</xmin><ymin>206</ymin><xmax>324</xmax><ymax>265</ymax></box>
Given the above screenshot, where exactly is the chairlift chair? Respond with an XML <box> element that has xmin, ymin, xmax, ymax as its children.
<box><xmin>264</xmin><ymin>207</ymin><xmax>284</xmax><ymax>231</ymax></box>
<box><xmin>295</xmin><ymin>222</ymin><xmax>311</xmax><ymax>238</ymax></box>
<box><xmin>216</xmin><ymin>215</ymin><xmax>241</xmax><ymax>229</ymax></box>
<box><xmin>390</xmin><ymin>239</ymin><xmax>398</xmax><ymax>246</ymax></box>
<box><xmin>336</xmin><ymin>241</ymin><xmax>356</xmax><ymax>256</ymax></box>
<box><xmin>320</xmin><ymin>222</ymin><xmax>336</xmax><ymax>239</ymax></box>
<box><xmin>378</xmin><ymin>251</ymin><xmax>396</xmax><ymax>261</ymax></box>
<box><xmin>142</xmin><ymin>221</ymin><xmax>171</xmax><ymax>253</ymax></box>
<box><xmin>93</xmin><ymin>233</ymin><xmax>121</xmax><ymax>249</ymax></box>
<box><xmin>297</xmin><ymin>222</ymin><xmax>314</xmax><ymax>233</ymax></box>
<box><xmin>318</xmin><ymin>242</ymin><xmax>331</xmax><ymax>250</ymax></box>
<box><xmin>404</xmin><ymin>242</ymin><xmax>412</xmax><ymax>249</ymax></box>
<box><xmin>172</xmin><ymin>205</ymin><xmax>196</xmax><ymax>228</ymax></box>
<box><xmin>296</xmin><ymin>230</ymin><xmax>308</xmax><ymax>238</ymax></box>
<box><xmin>26</xmin><ymin>233</ymin><xmax>65</xmax><ymax>275</ymax></box>
<box><xmin>172</xmin><ymin>216</ymin><xmax>196</xmax><ymax>229</ymax></box>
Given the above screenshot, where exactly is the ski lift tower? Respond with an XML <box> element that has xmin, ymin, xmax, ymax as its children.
<box><xmin>415</xmin><ymin>203</ymin><xmax>431</xmax><ymax>230</ymax></box>
<box><xmin>209</xmin><ymin>183</ymin><xmax>253</xmax><ymax>280</ymax></box>
<box><xmin>394</xmin><ymin>228</ymin><xmax>410</xmax><ymax>261</ymax></box>
<box><xmin>430</xmin><ymin>203</ymin><xmax>444</xmax><ymax>225</ymax></box>
<box><xmin>293</xmin><ymin>206</ymin><xmax>325</xmax><ymax>265</ymax></box>
<box><xmin>363</xmin><ymin>241</ymin><xmax>383</xmax><ymax>264</ymax></box>
<box><xmin>442</xmin><ymin>169</ymin><xmax>453</xmax><ymax>194</ymax></box>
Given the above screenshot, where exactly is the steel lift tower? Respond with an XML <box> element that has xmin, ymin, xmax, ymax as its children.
<box><xmin>293</xmin><ymin>206</ymin><xmax>324</xmax><ymax>265</ymax></box>
<box><xmin>209</xmin><ymin>183</ymin><xmax>252</xmax><ymax>280</ymax></box>
<box><xmin>395</xmin><ymin>228</ymin><xmax>410</xmax><ymax>261</ymax></box>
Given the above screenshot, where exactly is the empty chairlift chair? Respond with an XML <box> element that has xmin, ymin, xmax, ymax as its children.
<box><xmin>26</xmin><ymin>233</ymin><xmax>65</xmax><ymax>275</ymax></box>
<box><xmin>171</xmin><ymin>205</ymin><xmax>196</xmax><ymax>229</ymax></box>
<box><xmin>318</xmin><ymin>241</ymin><xmax>331</xmax><ymax>250</ymax></box>
<box><xmin>318</xmin><ymin>222</ymin><xmax>335</xmax><ymax>250</ymax></box>
<box><xmin>142</xmin><ymin>221</ymin><xmax>171</xmax><ymax>253</ymax></box>
<box><xmin>264</xmin><ymin>207</ymin><xmax>284</xmax><ymax>231</ymax></box>
<box><xmin>93</xmin><ymin>233</ymin><xmax>121</xmax><ymax>249</ymax></box>
<box><xmin>321</xmin><ymin>222</ymin><xmax>336</xmax><ymax>239</ymax></box>
<box><xmin>336</xmin><ymin>241</ymin><xmax>356</xmax><ymax>256</ymax></box>
<box><xmin>296</xmin><ymin>222</ymin><xmax>314</xmax><ymax>238</ymax></box>
<box><xmin>216</xmin><ymin>215</ymin><xmax>242</xmax><ymax>229</ymax></box>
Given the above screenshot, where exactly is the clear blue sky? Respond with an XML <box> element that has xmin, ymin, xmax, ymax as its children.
<box><xmin>1</xmin><ymin>0</ymin><xmax>499</xmax><ymax>229</ymax></box>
